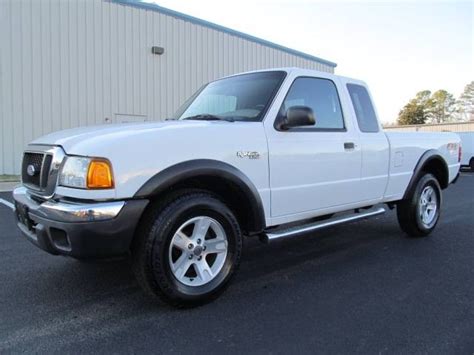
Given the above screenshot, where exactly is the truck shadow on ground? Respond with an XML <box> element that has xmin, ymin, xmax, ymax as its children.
<box><xmin>43</xmin><ymin>214</ymin><xmax>405</xmax><ymax>308</ymax></box>
<box><xmin>238</xmin><ymin>218</ymin><xmax>402</xmax><ymax>280</ymax></box>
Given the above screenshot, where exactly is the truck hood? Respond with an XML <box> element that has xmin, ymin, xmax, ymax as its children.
<box><xmin>29</xmin><ymin>119</ymin><xmax>268</xmax><ymax>201</ymax></box>
<box><xmin>31</xmin><ymin>120</ymin><xmax>225</xmax><ymax>153</ymax></box>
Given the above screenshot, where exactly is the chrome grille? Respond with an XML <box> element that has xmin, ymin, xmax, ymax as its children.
<box><xmin>22</xmin><ymin>152</ymin><xmax>52</xmax><ymax>189</ymax></box>
<box><xmin>21</xmin><ymin>146</ymin><xmax>65</xmax><ymax>197</ymax></box>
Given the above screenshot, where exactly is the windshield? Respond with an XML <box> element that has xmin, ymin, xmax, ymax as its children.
<box><xmin>175</xmin><ymin>71</ymin><xmax>286</xmax><ymax>122</ymax></box>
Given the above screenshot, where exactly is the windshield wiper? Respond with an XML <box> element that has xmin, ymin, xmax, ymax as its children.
<box><xmin>181</xmin><ymin>114</ymin><xmax>235</xmax><ymax>122</ymax></box>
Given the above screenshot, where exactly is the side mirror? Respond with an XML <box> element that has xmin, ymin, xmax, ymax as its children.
<box><xmin>277</xmin><ymin>106</ymin><xmax>315</xmax><ymax>130</ymax></box>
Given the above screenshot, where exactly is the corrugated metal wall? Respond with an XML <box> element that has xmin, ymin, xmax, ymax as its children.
<box><xmin>0</xmin><ymin>0</ymin><xmax>335</xmax><ymax>175</ymax></box>
<box><xmin>384</xmin><ymin>122</ymin><xmax>474</xmax><ymax>132</ymax></box>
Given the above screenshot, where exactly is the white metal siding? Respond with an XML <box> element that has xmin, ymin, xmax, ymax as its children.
<box><xmin>384</xmin><ymin>122</ymin><xmax>474</xmax><ymax>132</ymax></box>
<box><xmin>0</xmin><ymin>0</ymin><xmax>335</xmax><ymax>174</ymax></box>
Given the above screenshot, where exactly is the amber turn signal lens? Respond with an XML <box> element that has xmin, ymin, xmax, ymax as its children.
<box><xmin>87</xmin><ymin>160</ymin><xmax>114</xmax><ymax>189</ymax></box>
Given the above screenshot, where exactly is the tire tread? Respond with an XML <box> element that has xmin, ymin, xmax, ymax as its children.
<box><xmin>132</xmin><ymin>189</ymin><xmax>241</xmax><ymax>307</ymax></box>
<box><xmin>396</xmin><ymin>173</ymin><xmax>441</xmax><ymax>238</ymax></box>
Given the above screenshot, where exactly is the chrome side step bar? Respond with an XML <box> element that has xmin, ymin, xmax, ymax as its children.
<box><xmin>262</xmin><ymin>207</ymin><xmax>386</xmax><ymax>243</ymax></box>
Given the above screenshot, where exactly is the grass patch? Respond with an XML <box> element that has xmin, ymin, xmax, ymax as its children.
<box><xmin>0</xmin><ymin>175</ymin><xmax>20</xmax><ymax>182</ymax></box>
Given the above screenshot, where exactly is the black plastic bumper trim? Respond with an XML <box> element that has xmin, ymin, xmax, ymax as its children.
<box><xmin>14</xmin><ymin>198</ymin><xmax>149</xmax><ymax>258</ymax></box>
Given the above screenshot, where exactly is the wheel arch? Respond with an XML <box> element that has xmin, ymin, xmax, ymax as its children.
<box><xmin>402</xmin><ymin>149</ymin><xmax>449</xmax><ymax>200</ymax></box>
<box><xmin>134</xmin><ymin>159</ymin><xmax>266</xmax><ymax>235</ymax></box>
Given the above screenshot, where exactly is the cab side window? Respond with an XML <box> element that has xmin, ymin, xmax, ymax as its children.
<box><xmin>347</xmin><ymin>84</ymin><xmax>379</xmax><ymax>133</ymax></box>
<box><xmin>281</xmin><ymin>77</ymin><xmax>345</xmax><ymax>130</ymax></box>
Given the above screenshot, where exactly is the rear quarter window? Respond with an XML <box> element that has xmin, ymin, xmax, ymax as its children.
<box><xmin>347</xmin><ymin>84</ymin><xmax>379</xmax><ymax>133</ymax></box>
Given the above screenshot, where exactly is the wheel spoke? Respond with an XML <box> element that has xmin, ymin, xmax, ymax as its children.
<box><xmin>427</xmin><ymin>187</ymin><xmax>434</xmax><ymax>200</ymax></box>
<box><xmin>192</xmin><ymin>218</ymin><xmax>211</xmax><ymax>240</ymax></box>
<box><xmin>424</xmin><ymin>210</ymin><xmax>430</xmax><ymax>221</ymax></box>
<box><xmin>204</xmin><ymin>239</ymin><xmax>227</xmax><ymax>254</ymax></box>
<box><xmin>421</xmin><ymin>191</ymin><xmax>428</xmax><ymax>202</ymax></box>
<box><xmin>195</xmin><ymin>260</ymin><xmax>213</xmax><ymax>283</ymax></box>
<box><xmin>172</xmin><ymin>231</ymin><xmax>193</xmax><ymax>251</ymax></box>
<box><xmin>172</xmin><ymin>254</ymin><xmax>192</xmax><ymax>279</ymax></box>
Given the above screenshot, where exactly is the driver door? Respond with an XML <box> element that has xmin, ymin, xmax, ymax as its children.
<box><xmin>265</xmin><ymin>75</ymin><xmax>363</xmax><ymax>222</ymax></box>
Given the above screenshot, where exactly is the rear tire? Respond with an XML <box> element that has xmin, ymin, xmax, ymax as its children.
<box><xmin>397</xmin><ymin>173</ymin><xmax>441</xmax><ymax>238</ymax></box>
<box><xmin>470</xmin><ymin>158</ymin><xmax>474</xmax><ymax>172</ymax></box>
<box><xmin>132</xmin><ymin>190</ymin><xmax>242</xmax><ymax>307</ymax></box>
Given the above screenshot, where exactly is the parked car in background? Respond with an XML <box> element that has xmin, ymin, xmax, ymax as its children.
<box><xmin>13</xmin><ymin>68</ymin><xmax>461</xmax><ymax>307</ymax></box>
<box><xmin>458</xmin><ymin>132</ymin><xmax>474</xmax><ymax>171</ymax></box>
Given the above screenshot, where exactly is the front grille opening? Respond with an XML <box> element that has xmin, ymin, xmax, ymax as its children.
<box><xmin>22</xmin><ymin>152</ymin><xmax>53</xmax><ymax>191</ymax></box>
<box><xmin>22</xmin><ymin>152</ymin><xmax>44</xmax><ymax>188</ymax></box>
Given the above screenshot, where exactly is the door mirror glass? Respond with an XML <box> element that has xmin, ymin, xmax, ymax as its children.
<box><xmin>278</xmin><ymin>105</ymin><xmax>316</xmax><ymax>130</ymax></box>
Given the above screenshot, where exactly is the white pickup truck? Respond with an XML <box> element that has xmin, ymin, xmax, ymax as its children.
<box><xmin>13</xmin><ymin>68</ymin><xmax>461</xmax><ymax>306</ymax></box>
<box><xmin>458</xmin><ymin>132</ymin><xmax>474</xmax><ymax>171</ymax></box>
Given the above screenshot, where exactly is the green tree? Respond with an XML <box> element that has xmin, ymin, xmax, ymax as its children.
<box><xmin>428</xmin><ymin>90</ymin><xmax>456</xmax><ymax>123</ymax></box>
<box><xmin>398</xmin><ymin>100</ymin><xmax>425</xmax><ymax>125</ymax></box>
<box><xmin>397</xmin><ymin>90</ymin><xmax>432</xmax><ymax>125</ymax></box>
<box><xmin>456</xmin><ymin>81</ymin><xmax>474</xmax><ymax>121</ymax></box>
<box><xmin>415</xmin><ymin>90</ymin><xmax>433</xmax><ymax>108</ymax></box>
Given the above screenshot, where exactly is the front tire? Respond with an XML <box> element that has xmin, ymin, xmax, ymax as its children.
<box><xmin>132</xmin><ymin>190</ymin><xmax>242</xmax><ymax>307</ymax></box>
<box><xmin>397</xmin><ymin>173</ymin><xmax>441</xmax><ymax>237</ymax></box>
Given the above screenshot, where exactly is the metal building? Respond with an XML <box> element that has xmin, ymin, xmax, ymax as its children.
<box><xmin>0</xmin><ymin>0</ymin><xmax>337</xmax><ymax>175</ymax></box>
<box><xmin>384</xmin><ymin>122</ymin><xmax>474</xmax><ymax>132</ymax></box>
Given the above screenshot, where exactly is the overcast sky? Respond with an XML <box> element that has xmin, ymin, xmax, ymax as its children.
<box><xmin>148</xmin><ymin>0</ymin><xmax>473</xmax><ymax>123</ymax></box>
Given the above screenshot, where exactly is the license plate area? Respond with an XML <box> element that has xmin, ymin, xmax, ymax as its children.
<box><xmin>15</xmin><ymin>202</ymin><xmax>36</xmax><ymax>233</ymax></box>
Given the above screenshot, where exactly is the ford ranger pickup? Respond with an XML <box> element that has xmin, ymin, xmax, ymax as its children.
<box><xmin>13</xmin><ymin>68</ymin><xmax>462</xmax><ymax>306</ymax></box>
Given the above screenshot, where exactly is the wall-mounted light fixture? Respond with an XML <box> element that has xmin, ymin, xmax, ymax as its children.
<box><xmin>151</xmin><ymin>46</ymin><xmax>165</xmax><ymax>55</ymax></box>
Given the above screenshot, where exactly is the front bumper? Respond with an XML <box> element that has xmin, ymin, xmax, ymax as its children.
<box><xmin>13</xmin><ymin>186</ymin><xmax>148</xmax><ymax>258</ymax></box>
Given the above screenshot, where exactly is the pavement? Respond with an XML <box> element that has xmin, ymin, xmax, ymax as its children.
<box><xmin>0</xmin><ymin>181</ymin><xmax>19</xmax><ymax>192</ymax></box>
<box><xmin>0</xmin><ymin>174</ymin><xmax>473</xmax><ymax>354</ymax></box>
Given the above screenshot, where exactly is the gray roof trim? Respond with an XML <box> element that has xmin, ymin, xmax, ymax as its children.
<box><xmin>111</xmin><ymin>0</ymin><xmax>337</xmax><ymax>68</ymax></box>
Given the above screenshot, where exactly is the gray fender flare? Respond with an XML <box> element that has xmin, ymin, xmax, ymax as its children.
<box><xmin>402</xmin><ymin>149</ymin><xmax>448</xmax><ymax>200</ymax></box>
<box><xmin>134</xmin><ymin>159</ymin><xmax>266</xmax><ymax>233</ymax></box>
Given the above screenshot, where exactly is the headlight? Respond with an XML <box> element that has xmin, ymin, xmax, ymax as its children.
<box><xmin>59</xmin><ymin>157</ymin><xmax>114</xmax><ymax>189</ymax></box>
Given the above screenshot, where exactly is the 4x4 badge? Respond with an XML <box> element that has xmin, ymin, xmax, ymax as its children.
<box><xmin>236</xmin><ymin>151</ymin><xmax>260</xmax><ymax>159</ymax></box>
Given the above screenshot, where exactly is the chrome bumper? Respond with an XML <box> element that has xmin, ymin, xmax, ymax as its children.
<box><xmin>13</xmin><ymin>186</ymin><xmax>125</xmax><ymax>222</ymax></box>
<box><xmin>12</xmin><ymin>186</ymin><xmax>149</xmax><ymax>258</ymax></box>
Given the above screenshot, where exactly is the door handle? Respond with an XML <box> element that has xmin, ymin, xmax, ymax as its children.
<box><xmin>344</xmin><ymin>142</ymin><xmax>356</xmax><ymax>150</ymax></box>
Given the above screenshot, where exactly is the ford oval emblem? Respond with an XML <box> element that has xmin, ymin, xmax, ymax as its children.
<box><xmin>27</xmin><ymin>164</ymin><xmax>36</xmax><ymax>177</ymax></box>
